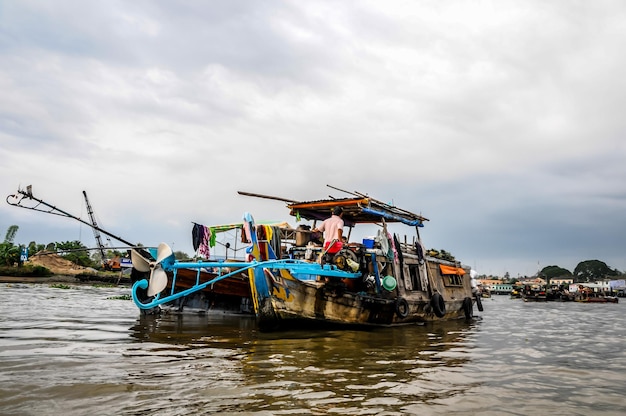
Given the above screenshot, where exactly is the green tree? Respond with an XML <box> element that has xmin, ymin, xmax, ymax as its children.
<box><xmin>0</xmin><ymin>226</ymin><xmax>20</xmax><ymax>266</ymax></box>
<box><xmin>0</xmin><ymin>243</ymin><xmax>19</xmax><ymax>266</ymax></box>
<box><xmin>540</xmin><ymin>265</ymin><xmax>572</xmax><ymax>283</ymax></box>
<box><xmin>4</xmin><ymin>225</ymin><xmax>18</xmax><ymax>244</ymax></box>
<box><xmin>573</xmin><ymin>260</ymin><xmax>617</xmax><ymax>283</ymax></box>
<box><xmin>55</xmin><ymin>240</ymin><xmax>96</xmax><ymax>268</ymax></box>
<box><xmin>28</xmin><ymin>241</ymin><xmax>45</xmax><ymax>255</ymax></box>
<box><xmin>107</xmin><ymin>249</ymin><xmax>125</xmax><ymax>258</ymax></box>
<box><xmin>174</xmin><ymin>250</ymin><xmax>191</xmax><ymax>260</ymax></box>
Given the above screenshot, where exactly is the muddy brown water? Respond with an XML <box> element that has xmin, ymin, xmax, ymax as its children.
<box><xmin>1</xmin><ymin>283</ymin><xmax>625</xmax><ymax>415</ymax></box>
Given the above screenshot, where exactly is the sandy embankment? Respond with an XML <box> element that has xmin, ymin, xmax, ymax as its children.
<box><xmin>26</xmin><ymin>251</ymin><xmax>93</xmax><ymax>274</ymax></box>
<box><xmin>1</xmin><ymin>251</ymin><xmax>129</xmax><ymax>285</ymax></box>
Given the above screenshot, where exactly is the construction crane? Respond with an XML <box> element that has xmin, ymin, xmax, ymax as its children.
<box><xmin>83</xmin><ymin>190</ymin><xmax>120</xmax><ymax>271</ymax></box>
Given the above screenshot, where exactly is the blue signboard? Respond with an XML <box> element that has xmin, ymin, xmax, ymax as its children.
<box><xmin>20</xmin><ymin>247</ymin><xmax>28</xmax><ymax>263</ymax></box>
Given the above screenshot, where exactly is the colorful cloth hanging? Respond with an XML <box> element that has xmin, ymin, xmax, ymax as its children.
<box><xmin>192</xmin><ymin>223</ymin><xmax>212</xmax><ymax>258</ymax></box>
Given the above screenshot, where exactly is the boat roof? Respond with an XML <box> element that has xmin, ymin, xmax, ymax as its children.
<box><xmin>287</xmin><ymin>197</ymin><xmax>429</xmax><ymax>227</ymax></box>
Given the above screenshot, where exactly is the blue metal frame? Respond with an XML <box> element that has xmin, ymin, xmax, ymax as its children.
<box><xmin>131</xmin><ymin>258</ymin><xmax>361</xmax><ymax>310</ymax></box>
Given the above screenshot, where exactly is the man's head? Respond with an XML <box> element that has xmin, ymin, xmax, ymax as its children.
<box><xmin>332</xmin><ymin>206</ymin><xmax>343</xmax><ymax>216</ymax></box>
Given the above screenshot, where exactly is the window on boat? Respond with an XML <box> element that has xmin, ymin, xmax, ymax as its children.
<box><xmin>439</xmin><ymin>264</ymin><xmax>466</xmax><ymax>287</ymax></box>
<box><xmin>445</xmin><ymin>274</ymin><xmax>464</xmax><ymax>287</ymax></box>
<box><xmin>408</xmin><ymin>264</ymin><xmax>424</xmax><ymax>291</ymax></box>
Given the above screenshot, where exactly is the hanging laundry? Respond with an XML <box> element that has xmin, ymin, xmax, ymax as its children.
<box><xmin>198</xmin><ymin>226</ymin><xmax>211</xmax><ymax>258</ymax></box>
<box><xmin>209</xmin><ymin>227</ymin><xmax>216</xmax><ymax>248</ymax></box>
<box><xmin>387</xmin><ymin>231</ymin><xmax>398</xmax><ymax>262</ymax></box>
<box><xmin>192</xmin><ymin>223</ymin><xmax>203</xmax><ymax>252</ymax></box>
<box><xmin>192</xmin><ymin>223</ymin><xmax>212</xmax><ymax>258</ymax></box>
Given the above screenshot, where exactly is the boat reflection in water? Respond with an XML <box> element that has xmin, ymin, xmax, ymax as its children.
<box><xmin>126</xmin><ymin>313</ymin><xmax>481</xmax><ymax>414</ymax></box>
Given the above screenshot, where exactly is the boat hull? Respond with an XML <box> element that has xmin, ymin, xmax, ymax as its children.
<box><xmin>131</xmin><ymin>266</ymin><xmax>254</xmax><ymax>315</ymax></box>
<box><xmin>251</xmin><ymin>266</ymin><xmax>471</xmax><ymax>331</ymax></box>
<box><xmin>575</xmin><ymin>296</ymin><xmax>618</xmax><ymax>303</ymax></box>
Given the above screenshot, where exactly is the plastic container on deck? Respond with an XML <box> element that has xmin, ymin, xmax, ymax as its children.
<box><xmin>362</xmin><ymin>238</ymin><xmax>375</xmax><ymax>248</ymax></box>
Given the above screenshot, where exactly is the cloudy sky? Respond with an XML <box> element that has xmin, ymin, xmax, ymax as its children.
<box><xmin>1</xmin><ymin>1</ymin><xmax>625</xmax><ymax>277</ymax></box>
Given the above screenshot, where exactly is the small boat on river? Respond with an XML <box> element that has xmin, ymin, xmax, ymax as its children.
<box><xmin>521</xmin><ymin>285</ymin><xmax>547</xmax><ymax>302</ymax></box>
<box><xmin>130</xmin><ymin>189</ymin><xmax>481</xmax><ymax>331</ymax></box>
<box><xmin>574</xmin><ymin>287</ymin><xmax>619</xmax><ymax>303</ymax></box>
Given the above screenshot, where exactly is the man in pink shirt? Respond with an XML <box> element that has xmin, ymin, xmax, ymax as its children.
<box><xmin>313</xmin><ymin>206</ymin><xmax>345</xmax><ymax>254</ymax></box>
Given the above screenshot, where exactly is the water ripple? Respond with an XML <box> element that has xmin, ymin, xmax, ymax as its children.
<box><xmin>1</xmin><ymin>284</ymin><xmax>626</xmax><ymax>415</ymax></box>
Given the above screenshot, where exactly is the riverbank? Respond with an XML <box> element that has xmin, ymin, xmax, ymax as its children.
<box><xmin>2</xmin><ymin>250</ymin><xmax>132</xmax><ymax>286</ymax></box>
<box><xmin>0</xmin><ymin>274</ymin><xmax>131</xmax><ymax>286</ymax></box>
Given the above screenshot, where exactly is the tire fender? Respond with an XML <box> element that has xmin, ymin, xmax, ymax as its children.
<box><xmin>475</xmin><ymin>293</ymin><xmax>484</xmax><ymax>312</ymax></box>
<box><xmin>395</xmin><ymin>297</ymin><xmax>409</xmax><ymax>319</ymax></box>
<box><xmin>430</xmin><ymin>292</ymin><xmax>446</xmax><ymax>318</ymax></box>
<box><xmin>462</xmin><ymin>296</ymin><xmax>473</xmax><ymax>319</ymax></box>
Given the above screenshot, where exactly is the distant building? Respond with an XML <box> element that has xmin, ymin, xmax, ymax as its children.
<box><xmin>548</xmin><ymin>277</ymin><xmax>573</xmax><ymax>285</ymax></box>
<box><xmin>477</xmin><ymin>279</ymin><xmax>502</xmax><ymax>287</ymax></box>
<box><xmin>490</xmin><ymin>283</ymin><xmax>514</xmax><ymax>294</ymax></box>
<box><xmin>477</xmin><ymin>279</ymin><xmax>514</xmax><ymax>294</ymax></box>
<box><xmin>519</xmin><ymin>277</ymin><xmax>546</xmax><ymax>286</ymax></box>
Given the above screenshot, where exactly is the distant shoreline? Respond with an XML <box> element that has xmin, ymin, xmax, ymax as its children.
<box><xmin>0</xmin><ymin>274</ymin><xmax>131</xmax><ymax>286</ymax></box>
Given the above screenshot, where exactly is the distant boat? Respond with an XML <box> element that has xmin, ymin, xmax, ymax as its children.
<box><xmin>574</xmin><ymin>287</ymin><xmax>618</xmax><ymax>303</ymax></box>
<box><xmin>521</xmin><ymin>285</ymin><xmax>547</xmax><ymax>302</ymax></box>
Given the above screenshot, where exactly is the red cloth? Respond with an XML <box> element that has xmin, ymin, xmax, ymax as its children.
<box><xmin>324</xmin><ymin>240</ymin><xmax>343</xmax><ymax>254</ymax></box>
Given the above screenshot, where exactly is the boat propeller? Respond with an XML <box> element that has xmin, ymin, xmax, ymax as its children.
<box><xmin>130</xmin><ymin>242</ymin><xmax>175</xmax><ymax>297</ymax></box>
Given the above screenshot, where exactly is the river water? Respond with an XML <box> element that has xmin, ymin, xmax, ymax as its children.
<box><xmin>1</xmin><ymin>283</ymin><xmax>625</xmax><ymax>415</ymax></box>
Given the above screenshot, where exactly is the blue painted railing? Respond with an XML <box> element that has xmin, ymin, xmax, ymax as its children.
<box><xmin>131</xmin><ymin>258</ymin><xmax>361</xmax><ymax>310</ymax></box>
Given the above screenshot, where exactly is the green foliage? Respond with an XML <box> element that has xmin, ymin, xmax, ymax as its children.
<box><xmin>49</xmin><ymin>283</ymin><xmax>72</xmax><ymax>289</ymax></box>
<box><xmin>107</xmin><ymin>294</ymin><xmax>132</xmax><ymax>300</ymax></box>
<box><xmin>574</xmin><ymin>260</ymin><xmax>618</xmax><ymax>283</ymax></box>
<box><xmin>4</xmin><ymin>225</ymin><xmax>18</xmax><ymax>244</ymax></box>
<box><xmin>540</xmin><ymin>265</ymin><xmax>572</xmax><ymax>281</ymax></box>
<box><xmin>0</xmin><ymin>225</ymin><xmax>21</xmax><ymax>266</ymax></box>
<box><xmin>0</xmin><ymin>242</ymin><xmax>20</xmax><ymax>266</ymax></box>
<box><xmin>107</xmin><ymin>249</ymin><xmax>125</xmax><ymax>258</ymax></box>
<box><xmin>0</xmin><ymin>264</ymin><xmax>52</xmax><ymax>277</ymax></box>
<box><xmin>174</xmin><ymin>250</ymin><xmax>191</xmax><ymax>260</ymax></box>
<box><xmin>28</xmin><ymin>241</ymin><xmax>46</xmax><ymax>254</ymax></box>
<box><xmin>55</xmin><ymin>240</ymin><xmax>97</xmax><ymax>268</ymax></box>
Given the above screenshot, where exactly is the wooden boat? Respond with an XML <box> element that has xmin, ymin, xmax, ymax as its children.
<box><xmin>521</xmin><ymin>285</ymin><xmax>548</xmax><ymax>302</ymax></box>
<box><xmin>130</xmin><ymin>189</ymin><xmax>480</xmax><ymax>331</ymax></box>
<box><xmin>510</xmin><ymin>288</ymin><xmax>522</xmax><ymax>299</ymax></box>
<box><xmin>574</xmin><ymin>287</ymin><xmax>619</xmax><ymax>303</ymax></box>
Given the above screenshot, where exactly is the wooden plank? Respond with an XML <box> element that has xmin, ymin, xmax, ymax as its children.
<box><xmin>238</xmin><ymin>191</ymin><xmax>299</xmax><ymax>203</ymax></box>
